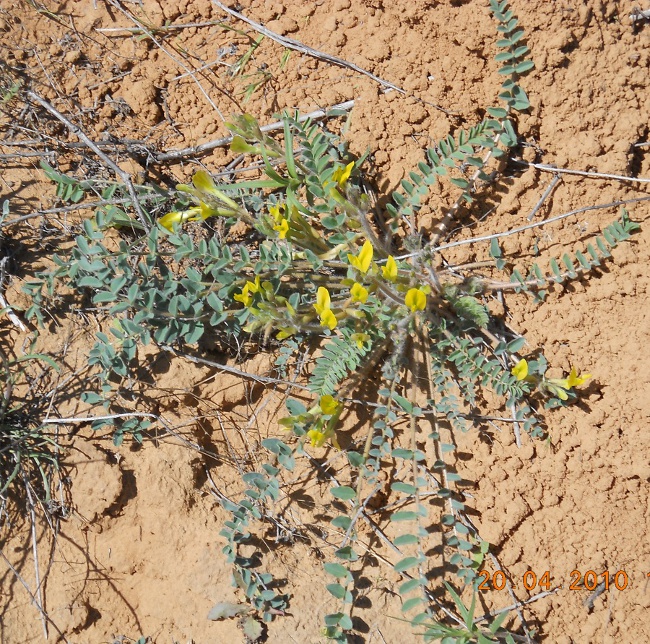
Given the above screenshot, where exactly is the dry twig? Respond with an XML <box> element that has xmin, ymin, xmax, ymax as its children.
<box><xmin>156</xmin><ymin>99</ymin><xmax>355</xmax><ymax>162</ymax></box>
<box><xmin>26</xmin><ymin>91</ymin><xmax>151</xmax><ymax>231</ymax></box>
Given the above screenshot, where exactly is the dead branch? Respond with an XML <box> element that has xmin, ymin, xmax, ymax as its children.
<box><xmin>26</xmin><ymin>91</ymin><xmax>152</xmax><ymax>231</ymax></box>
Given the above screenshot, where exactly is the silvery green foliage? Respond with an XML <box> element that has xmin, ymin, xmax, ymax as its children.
<box><xmin>23</xmin><ymin>2</ymin><xmax>640</xmax><ymax>641</ymax></box>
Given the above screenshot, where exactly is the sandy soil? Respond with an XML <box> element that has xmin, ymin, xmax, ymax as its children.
<box><xmin>0</xmin><ymin>0</ymin><xmax>649</xmax><ymax>643</ymax></box>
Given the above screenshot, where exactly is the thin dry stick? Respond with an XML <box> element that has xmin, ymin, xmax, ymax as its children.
<box><xmin>527</xmin><ymin>173</ymin><xmax>562</xmax><ymax>221</ymax></box>
<box><xmin>474</xmin><ymin>587</ymin><xmax>562</xmax><ymax>625</ymax></box>
<box><xmin>398</xmin><ymin>194</ymin><xmax>650</xmax><ymax>259</ymax></box>
<box><xmin>0</xmin><ymin>550</ymin><xmax>71</xmax><ymax>643</ymax></box>
<box><xmin>156</xmin><ymin>99</ymin><xmax>355</xmax><ymax>162</ymax></box>
<box><xmin>158</xmin><ymin>344</ymin><xmax>312</xmax><ymax>391</ymax></box>
<box><xmin>23</xmin><ymin>478</ymin><xmax>48</xmax><ymax>640</ymax></box>
<box><xmin>26</xmin><ymin>91</ymin><xmax>151</xmax><ymax>231</ymax></box>
<box><xmin>0</xmin><ymin>195</ymin><xmax>164</xmax><ymax>230</ymax></box>
<box><xmin>96</xmin><ymin>20</ymin><xmax>225</xmax><ymax>34</ymax></box>
<box><xmin>515</xmin><ymin>160</ymin><xmax>650</xmax><ymax>184</ymax></box>
<box><xmin>43</xmin><ymin>412</ymin><xmax>159</xmax><ymax>424</ymax></box>
<box><xmin>630</xmin><ymin>8</ymin><xmax>650</xmax><ymax>22</ymax></box>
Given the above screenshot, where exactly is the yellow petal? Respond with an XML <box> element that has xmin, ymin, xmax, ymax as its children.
<box><xmin>382</xmin><ymin>255</ymin><xmax>398</xmax><ymax>282</ymax></box>
<box><xmin>348</xmin><ymin>240</ymin><xmax>373</xmax><ymax>274</ymax></box>
<box><xmin>511</xmin><ymin>358</ymin><xmax>528</xmax><ymax>381</ymax></box>
<box><xmin>333</xmin><ymin>161</ymin><xmax>354</xmax><ymax>187</ymax></box>
<box><xmin>405</xmin><ymin>288</ymin><xmax>426</xmax><ymax>312</ymax></box>
<box><xmin>159</xmin><ymin>211</ymin><xmax>183</xmax><ymax>231</ymax></box>
<box><xmin>350</xmin><ymin>333</ymin><xmax>370</xmax><ymax>350</ymax></box>
<box><xmin>233</xmin><ymin>283</ymin><xmax>251</xmax><ymax>306</ymax></box>
<box><xmin>320</xmin><ymin>395</ymin><xmax>339</xmax><ymax>415</ymax></box>
<box><xmin>199</xmin><ymin>201</ymin><xmax>218</xmax><ymax>219</ymax></box>
<box><xmin>314</xmin><ymin>287</ymin><xmax>331</xmax><ymax>315</ymax></box>
<box><xmin>565</xmin><ymin>368</ymin><xmax>592</xmax><ymax>388</ymax></box>
<box><xmin>273</xmin><ymin>218</ymin><xmax>289</xmax><ymax>239</ymax></box>
<box><xmin>319</xmin><ymin>308</ymin><xmax>337</xmax><ymax>330</ymax></box>
<box><xmin>246</xmin><ymin>276</ymin><xmax>261</xmax><ymax>293</ymax></box>
<box><xmin>192</xmin><ymin>170</ymin><xmax>218</xmax><ymax>194</ymax></box>
<box><xmin>350</xmin><ymin>282</ymin><xmax>368</xmax><ymax>304</ymax></box>
<box><xmin>269</xmin><ymin>203</ymin><xmax>285</xmax><ymax>222</ymax></box>
<box><xmin>158</xmin><ymin>207</ymin><xmax>201</xmax><ymax>231</ymax></box>
<box><xmin>307</xmin><ymin>428</ymin><xmax>327</xmax><ymax>448</ymax></box>
<box><xmin>357</xmin><ymin>240</ymin><xmax>373</xmax><ymax>273</ymax></box>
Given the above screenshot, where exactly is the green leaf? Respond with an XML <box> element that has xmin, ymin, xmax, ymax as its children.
<box><xmin>323</xmin><ymin>562</ymin><xmax>349</xmax><ymax>578</ymax></box>
<box><xmin>394</xmin><ymin>556</ymin><xmax>421</xmax><ymax>573</ymax></box>
<box><xmin>93</xmin><ymin>291</ymin><xmax>116</xmax><ymax>304</ymax></box>
<box><xmin>391</xmin><ymin>511</ymin><xmax>420</xmax><ymax>522</ymax></box>
<box><xmin>399</xmin><ymin>578</ymin><xmax>422</xmax><ymax>594</ymax></box>
<box><xmin>241</xmin><ymin>616</ymin><xmax>264</xmax><ymax>641</ymax></box>
<box><xmin>331</xmin><ymin>516</ymin><xmax>352</xmax><ymax>530</ymax></box>
<box><xmin>326</xmin><ymin>583</ymin><xmax>346</xmax><ymax>599</ymax></box>
<box><xmin>506</xmin><ymin>337</ymin><xmax>526</xmax><ymax>353</ymax></box>
<box><xmin>335</xmin><ymin>546</ymin><xmax>358</xmax><ymax>561</ymax></box>
<box><xmin>515</xmin><ymin>59</ymin><xmax>535</xmax><ymax>74</ymax></box>
<box><xmin>391</xmin><ymin>393</ymin><xmax>413</xmax><ymax>413</ymax></box>
<box><xmin>401</xmin><ymin>596</ymin><xmax>425</xmax><ymax>612</ymax></box>
<box><xmin>391</xmin><ymin>482</ymin><xmax>417</xmax><ymax>494</ymax></box>
<box><xmin>487</xmin><ymin>106</ymin><xmax>508</xmax><ymax>118</ymax></box>
<box><xmin>330</xmin><ymin>486</ymin><xmax>356</xmax><ymax>501</ymax></box>
<box><xmin>394</xmin><ymin>534</ymin><xmax>419</xmax><ymax>547</ymax></box>
<box><xmin>339</xmin><ymin>614</ymin><xmax>353</xmax><ymax>630</ymax></box>
<box><xmin>80</xmin><ymin>392</ymin><xmax>105</xmax><ymax>405</ymax></box>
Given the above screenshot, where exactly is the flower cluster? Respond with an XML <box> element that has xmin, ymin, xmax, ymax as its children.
<box><xmin>512</xmin><ymin>359</ymin><xmax>591</xmax><ymax>401</ymax></box>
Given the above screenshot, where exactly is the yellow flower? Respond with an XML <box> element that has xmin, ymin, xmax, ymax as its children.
<box><xmin>307</xmin><ymin>428</ymin><xmax>327</xmax><ymax>447</ymax></box>
<box><xmin>314</xmin><ymin>287</ymin><xmax>337</xmax><ymax>329</ymax></box>
<box><xmin>273</xmin><ymin>218</ymin><xmax>289</xmax><ymax>239</ymax></box>
<box><xmin>347</xmin><ymin>240</ymin><xmax>373</xmax><ymax>274</ymax></box>
<box><xmin>245</xmin><ymin>276</ymin><xmax>261</xmax><ymax>293</ymax></box>
<box><xmin>306</xmin><ymin>424</ymin><xmax>340</xmax><ymax>449</ymax></box>
<box><xmin>512</xmin><ymin>358</ymin><xmax>528</xmax><ymax>381</ymax></box>
<box><xmin>320</xmin><ymin>395</ymin><xmax>339</xmax><ymax>415</ymax></box>
<box><xmin>191</xmin><ymin>170</ymin><xmax>240</xmax><ymax>211</ymax></box>
<box><xmin>319</xmin><ymin>308</ymin><xmax>337</xmax><ymax>330</ymax></box>
<box><xmin>314</xmin><ymin>287</ymin><xmax>331</xmax><ymax>315</ymax></box>
<box><xmin>562</xmin><ymin>367</ymin><xmax>592</xmax><ymax>389</ymax></box>
<box><xmin>382</xmin><ymin>255</ymin><xmax>398</xmax><ymax>282</ymax></box>
<box><xmin>192</xmin><ymin>169</ymin><xmax>218</xmax><ymax>193</ymax></box>
<box><xmin>350</xmin><ymin>282</ymin><xmax>368</xmax><ymax>304</ymax></box>
<box><xmin>158</xmin><ymin>206</ymin><xmax>202</xmax><ymax>231</ymax></box>
<box><xmin>405</xmin><ymin>288</ymin><xmax>427</xmax><ymax>312</ymax></box>
<box><xmin>547</xmin><ymin>367</ymin><xmax>592</xmax><ymax>401</ymax></box>
<box><xmin>233</xmin><ymin>283</ymin><xmax>252</xmax><ymax>307</ymax></box>
<box><xmin>269</xmin><ymin>203</ymin><xmax>285</xmax><ymax>222</ymax></box>
<box><xmin>332</xmin><ymin>161</ymin><xmax>354</xmax><ymax>188</ymax></box>
<box><xmin>350</xmin><ymin>333</ymin><xmax>370</xmax><ymax>350</ymax></box>
<box><xmin>276</xmin><ymin>326</ymin><xmax>297</xmax><ymax>340</ymax></box>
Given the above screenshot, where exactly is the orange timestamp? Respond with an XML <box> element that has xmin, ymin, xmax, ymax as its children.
<box><xmin>478</xmin><ymin>569</ymin><xmax>631</xmax><ymax>592</ymax></box>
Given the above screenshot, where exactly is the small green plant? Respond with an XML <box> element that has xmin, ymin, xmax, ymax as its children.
<box><xmin>0</xmin><ymin>346</ymin><xmax>60</xmax><ymax>504</ymax></box>
<box><xmin>23</xmin><ymin>1</ymin><xmax>640</xmax><ymax>641</ymax></box>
